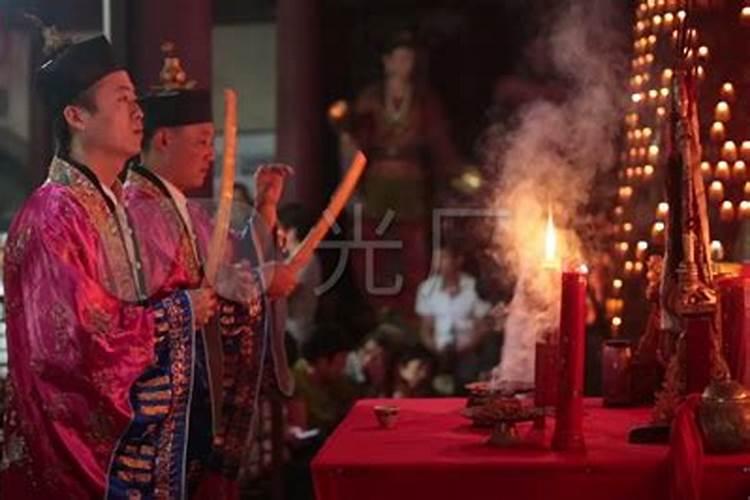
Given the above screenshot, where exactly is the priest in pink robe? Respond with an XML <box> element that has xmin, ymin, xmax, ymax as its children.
<box><xmin>124</xmin><ymin>53</ymin><xmax>298</xmax><ymax>498</ymax></box>
<box><xmin>1</xmin><ymin>35</ymin><xmax>216</xmax><ymax>499</ymax></box>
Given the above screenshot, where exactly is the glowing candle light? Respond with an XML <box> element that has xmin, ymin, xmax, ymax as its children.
<box><xmin>677</xmin><ymin>10</ymin><xmax>687</xmax><ymax>23</ymax></box>
<box><xmin>613</xmin><ymin>279</ymin><xmax>623</xmax><ymax>296</ymax></box>
<box><xmin>605</xmin><ymin>298</ymin><xmax>624</xmax><ymax>320</ymax></box>
<box><xmin>645</xmin><ymin>53</ymin><xmax>655</xmax><ymax>65</ymax></box>
<box><xmin>648</xmin><ymin>145</ymin><xmax>660</xmax><ymax>163</ymax></box>
<box><xmin>648</xmin><ymin>88</ymin><xmax>659</xmax><ymax>101</ymax></box>
<box><xmin>721</xmin><ymin>82</ymin><xmax>735</xmax><ymax>102</ymax></box>
<box><xmin>700</xmin><ymin>161</ymin><xmax>712</xmax><ymax>180</ymax></box>
<box><xmin>619</xmin><ymin>186</ymin><xmax>634</xmax><ymax>203</ymax></box>
<box><xmin>734</xmin><ymin>161</ymin><xmax>746</xmax><ymax>180</ymax></box>
<box><xmin>652</xmin><ymin>15</ymin><xmax>662</xmax><ymax>28</ymax></box>
<box><xmin>741</xmin><ymin>142</ymin><xmax>750</xmax><ymax>162</ymax></box>
<box><xmin>643</xmin><ymin>127</ymin><xmax>653</xmax><ymax>142</ymax></box>
<box><xmin>651</xmin><ymin>221</ymin><xmax>665</xmax><ymax>244</ymax></box>
<box><xmin>623</xmin><ymin>222</ymin><xmax>634</xmax><ymax>234</ymax></box>
<box><xmin>662</xmin><ymin>68</ymin><xmax>673</xmax><ymax>87</ymax></box>
<box><xmin>614</xmin><ymin>206</ymin><xmax>624</xmax><ymax>218</ymax></box>
<box><xmin>626</xmin><ymin>167</ymin><xmax>635</xmax><ymax>180</ymax></box>
<box><xmin>710</xmin><ymin>241</ymin><xmax>724</xmax><ymax>261</ymax></box>
<box><xmin>644</xmin><ymin>164</ymin><xmax>655</xmax><ymax>180</ymax></box>
<box><xmin>656</xmin><ymin>106</ymin><xmax>667</xmax><ymax>120</ymax></box>
<box><xmin>697</xmin><ymin>45</ymin><xmax>709</xmax><ymax>59</ymax></box>
<box><xmin>715</xmin><ymin>160</ymin><xmax>730</xmax><ymax>180</ymax></box>
<box><xmin>635</xmin><ymin>166</ymin><xmax>644</xmax><ymax>179</ymax></box>
<box><xmin>634</xmin><ymin>261</ymin><xmax>644</xmax><ymax>273</ymax></box>
<box><xmin>663</xmin><ymin>12</ymin><xmax>674</xmax><ymax>29</ymax></box>
<box><xmin>696</xmin><ymin>66</ymin><xmax>705</xmax><ymax>81</ymax></box>
<box><xmin>617</xmin><ymin>241</ymin><xmax>630</xmax><ymax>257</ymax></box>
<box><xmin>723</xmin><ymin>141</ymin><xmax>738</xmax><ymax>162</ymax></box>
<box><xmin>636</xmin><ymin>240</ymin><xmax>649</xmax><ymax>260</ymax></box>
<box><xmin>656</xmin><ymin>202</ymin><xmax>669</xmax><ymax>219</ymax></box>
<box><xmin>720</xmin><ymin>200</ymin><xmax>735</xmax><ymax>222</ymax></box>
<box><xmin>710</xmin><ymin>122</ymin><xmax>726</xmax><ymax>142</ymax></box>
<box><xmin>634</xmin><ymin>129</ymin><xmax>643</xmax><ymax>143</ymax></box>
<box><xmin>745</xmin><ymin>181</ymin><xmax>750</xmax><ymax>197</ymax></box>
<box><xmin>709</xmin><ymin>181</ymin><xmax>724</xmax><ymax>202</ymax></box>
<box><xmin>716</xmin><ymin>101</ymin><xmax>731</xmax><ymax>122</ymax></box>
<box><xmin>742</xmin><ymin>6</ymin><xmax>750</xmax><ymax>26</ymax></box>
<box><xmin>611</xmin><ymin>316</ymin><xmax>622</xmax><ymax>335</ymax></box>
<box><xmin>639</xmin><ymin>147</ymin><xmax>647</xmax><ymax>161</ymax></box>
<box><xmin>624</xmin><ymin>260</ymin><xmax>635</xmax><ymax>276</ymax></box>
<box><xmin>632</xmin><ymin>92</ymin><xmax>644</xmax><ymax>104</ymax></box>
<box><xmin>740</xmin><ymin>201</ymin><xmax>750</xmax><ymax>220</ymax></box>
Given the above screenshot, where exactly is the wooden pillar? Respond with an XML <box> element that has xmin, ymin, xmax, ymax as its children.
<box><xmin>125</xmin><ymin>0</ymin><xmax>213</xmax><ymax>197</ymax></box>
<box><xmin>276</xmin><ymin>0</ymin><xmax>323</xmax><ymax>212</ymax></box>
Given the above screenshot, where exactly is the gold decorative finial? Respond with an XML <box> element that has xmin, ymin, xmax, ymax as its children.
<box><xmin>154</xmin><ymin>41</ymin><xmax>196</xmax><ymax>91</ymax></box>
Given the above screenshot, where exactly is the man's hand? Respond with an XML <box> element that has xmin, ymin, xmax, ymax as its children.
<box><xmin>262</xmin><ymin>262</ymin><xmax>298</xmax><ymax>299</ymax></box>
<box><xmin>254</xmin><ymin>163</ymin><xmax>294</xmax><ymax>209</ymax></box>
<box><xmin>187</xmin><ymin>287</ymin><xmax>218</xmax><ymax>327</ymax></box>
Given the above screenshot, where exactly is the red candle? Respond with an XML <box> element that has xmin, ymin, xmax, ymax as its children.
<box><xmin>552</xmin><ymin>268</ymin><xmax>588</xmax><ymax>453</ymax></box>
<box><xmin>535</xmin><ymin>334</ymin><xmax>560</xmax><ymax>408</ymax></box>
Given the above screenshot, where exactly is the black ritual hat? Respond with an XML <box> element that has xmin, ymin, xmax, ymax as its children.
<box><xmin>139</xmin><ymin>89</ymin><xmax>212</xmax><ymax>130</ymax></box>
<box><xmin>37</xmin><ymin>35</ymin><xmax>121</xmax><ymax>115</ymax></box>
<box><xmin>139</xmin><ymin>43</ymin><xmax>212</xmax><ymax>130</ymax></box>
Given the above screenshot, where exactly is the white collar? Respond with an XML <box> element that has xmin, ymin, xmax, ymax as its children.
<box><xmin>99</xmin><ymin>181</ymin><xmax>120</xmax><ymax>208</ymax></box>
<box><xmin>154</xmin><ymin>172</ymin><xmax>188</xmax><ymax>208</ymax></box>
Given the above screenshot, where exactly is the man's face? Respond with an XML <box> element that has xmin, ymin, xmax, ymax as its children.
<box><xmin>74</xmin><ymin>70</ymin><xmax>143</xmax><ymax>159</ymax></box>
<box><xmin>279</xmin><ymin>224</ymin><xmax>299</xmax><ymax>251</ymax></box>
<box><xmin>160</xmin><ymin>122</ymin><xmax>215</xmax><ymax>191</ymax></box>
<box><xmin>437</xmin><ymin>248</ymin><xmax>462</xmax><ymax>277</ymax></box>
<box><xmin>360</xmin><ymin>340</ymin><xmax>386</xmax><ymax>384</ymax></box>
<box><xmin>383</xmin><ymin>47</ymin><xmax>416</xmax><ymax>81</ymax></box>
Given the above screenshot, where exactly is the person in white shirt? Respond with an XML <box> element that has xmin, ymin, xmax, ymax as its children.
<box><xmin>415</xmin><ymin>242</ymin><xmax>491</xmax><ymax>391</ymax></box>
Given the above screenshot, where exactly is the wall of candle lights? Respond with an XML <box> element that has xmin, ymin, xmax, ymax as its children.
<box><xmin>612</xmin><ymin>0</ymin><xmax>750</xmax><ymax>338</ymax></box>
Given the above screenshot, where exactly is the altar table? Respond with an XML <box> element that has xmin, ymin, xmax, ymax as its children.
<box><xmin>312</xmin><ymin>398</ymin><xmax>750</xmax><ymax>500</ymax></box>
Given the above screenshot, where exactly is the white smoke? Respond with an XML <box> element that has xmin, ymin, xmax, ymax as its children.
<box><xmin>487</xmin><ymin>0</ymin><xmax>627</xmax><ymax>387</ymax></box>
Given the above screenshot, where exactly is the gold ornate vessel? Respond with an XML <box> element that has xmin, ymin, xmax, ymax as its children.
<box><xmin>697</xmin><ymin>379</ymin><xmax>750</xmax><ymax>453</ymax></box>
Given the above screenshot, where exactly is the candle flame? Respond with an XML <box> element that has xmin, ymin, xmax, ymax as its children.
<box><xmin>544</xmin><ymin>209</ymin><xmax>557</xmax><ymax>265</ymax></box>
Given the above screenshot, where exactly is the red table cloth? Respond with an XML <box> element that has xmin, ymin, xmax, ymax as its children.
<box><xmin>312</xmin><ymin>398</ymin><xmax>750</xmax><ymax>500</ymax></box>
